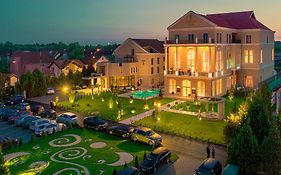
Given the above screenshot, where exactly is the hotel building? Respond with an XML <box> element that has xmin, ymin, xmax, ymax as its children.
<box><xmin>164</xmin><ymin>11</ymin><xmax>275</xmax><ymax>98</ymax></box>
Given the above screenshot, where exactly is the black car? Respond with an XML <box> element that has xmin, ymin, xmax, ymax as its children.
<box><xmin>117</xmin><ymin>166</ymin><xmax>140</xmax><ymax>175</ymax></box>
<box><xmin>140</xmin><ymin>147</ymin><xmax>171</xmax><ymax>174</ymax></box>
<box><xmin>6</xmin><ymin>95</ymin><xmax>25</xmax><ymax>105</ymax></box>
<box><xmin>83</xmin><ymin>116</ymin><xmax>108</xmax><ymax>131</ymax></box>
<box><xmin>194</xmin><ymin>158</ymin><xmax>222</xmax><ymax>175</ymax></box>
<box><xmin>40</xmin><ymin>109</ymin><xmax>57</xmax><ymax>120</ymax></box>
<box><xmin>108</xmin><ymin>125</ymin><xmax>134</xmax><ymax>139</ymax></box>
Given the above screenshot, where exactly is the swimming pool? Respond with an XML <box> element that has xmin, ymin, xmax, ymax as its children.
<box><xmin>131</xmin><ymin>89</ymin><xmax>160</xmax><ymax>99</ymax></box>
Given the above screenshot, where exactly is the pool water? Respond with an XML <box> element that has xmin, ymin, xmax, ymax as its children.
<box><xmin>131</xmin><ymin>89</ymin><xmax>160</xmax><ymax>99</ymax></box>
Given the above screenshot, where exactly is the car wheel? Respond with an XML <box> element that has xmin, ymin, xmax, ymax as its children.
<box><xmin>148</xmin><ymin>140</ymin><xmax>154</xmax><ymax>146</ymax></box>
<box><xmin>109</xmin><ymin>130</ymin><xmax>113</xmax><ymax>134</ymax></box>
<box><xmin>132</xmin><ymin>136</ymin><xmax>138</xmax><ymax>142</ymax></box>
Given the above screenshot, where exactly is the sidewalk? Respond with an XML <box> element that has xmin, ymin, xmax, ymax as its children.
<box><xmin>119</xmin><ymin>99</ymin><xmax>184</xmax><ymax>125</ymax></box>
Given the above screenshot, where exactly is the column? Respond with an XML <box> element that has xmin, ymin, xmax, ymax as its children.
<box><xmin>165</xmin><ymin>47</ymin><xmax>168</xmax><ymax>75</ymax></box>
<box><xmin>208</xmin><ymin>47</ymin><xmax>211</xmax><ymax>72</ymax></box>
<box><xmin>195</xmin><ymin>47</ymin><xmax>198</xmax><ymax>72</ymax></box>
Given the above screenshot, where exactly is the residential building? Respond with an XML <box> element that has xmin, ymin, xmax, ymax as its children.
<box><xmin>96</xmin><ymin>38</ymin><xmax>165</xmax><ymax>89</ymax></box>
<box><xmin>164</xmin><ymin>11</ymin><xmax>275</xmax><ymax>99</ymax></box>
<box><xmin>0</xmin><ymin>73</ymin><xmax>18</xmax><ymax>87</ymax></box>
<box><xmin>10</xmin><ymin>51</ymin><xmax>54</xmax><ymax>76</ymax></box>
<box><xmin>48</xmin><ymin>59</ymin><xmax>85</xmax><ymax>77</ymax></box>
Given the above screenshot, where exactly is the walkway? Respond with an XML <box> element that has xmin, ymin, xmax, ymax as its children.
<box><xmin>119</xmin><ymin>100</ymin><xmax>184</xmax><ymax>125</ymax></box>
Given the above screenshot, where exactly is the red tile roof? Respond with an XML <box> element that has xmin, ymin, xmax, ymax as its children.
<box><xmin>203</xmin><ymin>11</ymin><xmax>271</xmax><ymax>30</ymax></box>
<box><xmin>132</xmin><ymin>39</ymin><xmax>164</xmax><ymax>53</ymax></box>
<box><xmin>49</xmin><ymin>59</ymin><xmax>85</xmax><ymax>69</ymax></box>
<box><xmin>11</xmin><ymin>51</ymin><xmax>54</xmax><ymax>64</ymax></box>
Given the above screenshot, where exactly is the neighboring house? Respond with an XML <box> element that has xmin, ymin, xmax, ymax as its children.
<box><xmin>82</xmin><ymin>53</ymin><xmax>109</xmax><ymax>70</ymax></box>
<box><xmin>10</xmin><ymin>51</ymin><xmax>54</xmax><ymax>76</ymax></box>
<box><xmin>48</xmin><ymin>59</ymin><xmax>85</xmax><ymax>77</ymax></box>
<box><xmin>96</xmin><ymin>38</ymin><xmax>165</xmax><ymax>90</ymax></box>
<box><xmin>0</xmin><ymin>73</ymin><xmax>18</xmax><ymax>87</ymax></box>
<box><xmin>164</xmin><ymin>11</ymin><xmax>275</xmax><ymax>99</ymax></box>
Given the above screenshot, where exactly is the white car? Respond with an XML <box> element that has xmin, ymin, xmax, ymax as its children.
<box><xmin>47</xmin><ymin>88</ymin><xmax>55</xmax><ymax>95</ymax></box>
<box><xmin>57</xmin><ymin>112</ymin><xmax>78</xmax><ymax>125</ymax></box>
<box><xmin>29</xmin><ymin>119</ymin><xmax>55</xmax><ymax>130</ymax></box>
<box><xmin>34</xmin><ymin>123</ymin><xmax>66</xmax><ymax>136</ymax></box>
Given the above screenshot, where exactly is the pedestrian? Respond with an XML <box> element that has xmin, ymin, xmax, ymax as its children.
<box><xmin>206</xmin><ymin>144</ymin><xmax>210</xmax><ymax>158</ymax></box>
<box><xmin>211</xmin><ymin>145</ymin><xmax>216</xmax><ymax>158</ymax></box>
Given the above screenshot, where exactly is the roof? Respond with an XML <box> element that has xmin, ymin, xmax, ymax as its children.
<box><xmin>169</xmin><ymin>10</ymin><xmax>272</xmax><ymax>31</ymax></box>
<box><xmin>204</xmin><ymin>11</ymin><xmax>271</xmax><ymax>30</ymax></box>
<box><xmin>11</xmin><ymin>51</ymin><xmax>54</xmax><ymax>64</ymax></box>
<box><xmin>49</xmin><ymin>59</ymin><xmax>85</xmax><ymax>69</ymax></box>
<box><xmin>132</xmin><ymin>39</ymin><xmax>164</xmax><ymax>53</ymax></box>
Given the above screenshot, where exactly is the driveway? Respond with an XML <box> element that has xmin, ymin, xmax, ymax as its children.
<box><xmin>0</xmin><ymin>121</ymin><xmax>32</xmax><ymax>143</ymax></box>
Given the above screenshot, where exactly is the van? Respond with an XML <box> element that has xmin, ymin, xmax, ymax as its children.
<box><xmin>194</xmin><ymin>158</ymin><xmax>222</xmax><ymax>175</ymax></box>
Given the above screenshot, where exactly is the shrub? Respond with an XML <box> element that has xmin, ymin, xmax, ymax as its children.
<box><xmin>123</xmin><ymin>162</ymin><xmax>128</xmax><ymax>169</ymax></box>
<box><xmin>223</xmin><ymin>123</ymin><xmax>238</xmax><ymax>142</ymax></box>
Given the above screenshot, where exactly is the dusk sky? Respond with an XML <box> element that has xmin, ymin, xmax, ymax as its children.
<box><xmin>0</xmin><ymin>0</ymin><xmax>280</xmax><ymax>44</ymax></box>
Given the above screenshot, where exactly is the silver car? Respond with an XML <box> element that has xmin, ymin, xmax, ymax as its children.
<box><xmin>34</xmin><ymin>123</ymin><xmax>66</xmax><ymax>136</ymax></box>
<box><xmin>57</xmin><ymin>112</ymin><xmax>77</xmax><ymax>125</ymax></box>
<box><xmin>15</xmin><ymin>115</ymin><xmax>33</xmax><ymax>126</ymax></box>
<box><xmin>29</xmin><ymin>119</ymin><xmax>54</xmax><ymax>130</ymax></box>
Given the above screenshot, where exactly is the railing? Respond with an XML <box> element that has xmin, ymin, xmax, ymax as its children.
<box><xmin>166</xmin><ymin>39</ymin><xmax>215</xmax><ymax>44</ymax></box>
<box><xmin>166</xmin><ymin>69</ymin><xmax>224</xmax><ymax>78</ymax></box>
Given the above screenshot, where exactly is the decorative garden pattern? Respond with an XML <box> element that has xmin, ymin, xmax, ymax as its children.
<box><xmin>4</xmin><ymin>129</ymin><xmax>151</xmax><ymax>175</ymax></box>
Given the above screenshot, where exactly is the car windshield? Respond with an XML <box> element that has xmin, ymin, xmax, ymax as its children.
<box><xmin>38</xmin><ymin>125</ymin><xmax>47</xmax><ymax>129</ymax></box>
<box><xmin>69</xmin><ymin>115</ymin><xmax>76</xmax><ymax>118</ymax></box>
<box><xmin>146</xmin><ymin>130</ymin><xmax>155</xmax><ymax>136</ymax></box>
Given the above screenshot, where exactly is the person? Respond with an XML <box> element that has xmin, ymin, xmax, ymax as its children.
<box><xmin>206</xmin><ymin>145</ymin><xmax>210</xmax><ymax>158</ymax></box>
<box><xmin>211</xmin><ymin>145</ymin><xmax>216</xmax><ymax>158</ymax></box>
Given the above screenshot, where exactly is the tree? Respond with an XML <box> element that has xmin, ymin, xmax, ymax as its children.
<box><xmin>0</xmin><ymin>146</ymin><xmax>10</xmax><ymax>175</ymax></box>
<box><xmin>260</xmin><ymin>118</ymin><xmax>281</xmax><ymax>175</ymax></box>
<box><xmin>82</xmin><ymin>66</ymin><xmax>87</xmax><ymax>77</ymax></box>
<box><xmin>227</xmin><ymin>125</ymin><xmax>259</xmax><ymax>175</ymax></box>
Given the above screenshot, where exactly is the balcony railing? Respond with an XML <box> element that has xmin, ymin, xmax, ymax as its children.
<box><xmin>165</xmin><ymin>69</ymin><xmax>224</xmax><ymax>78</ymax></box>
<box><xmin>166</xmin><ymin>39</ymin><xmax>215</xmax><ymax>44</ymax></box>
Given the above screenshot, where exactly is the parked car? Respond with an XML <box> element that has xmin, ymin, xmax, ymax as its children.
<box><xmin>15</xmin><ymin>115</ymin><xmax>33</xmax><ymax>126</ymax></box>
<box><xmin>40</xmin><ymin>109</ymin><xmax>57</xmax><ymax>120</ymax></box>
<box><xmin>194</xmin><ymin>158</ymin><xmax>222</xmax><ymax>175</ymax></box>
<box><xmin>108</xmin><ymin>125</ymin><xmax>134</xmax><ymax>138</ymax></box>
<box><xmin>1</xmin><ymin>109</ymin><xmax>19</xmax><ymax>120</ymax></box>
<box><xmin>6</xmin><ymin>95</ymin><xmax>25</xmax><ymax>105</ymax></box>
<box><xmin>22</xmin><ymin>116</ymin><xmax>41</xmax><ymax>128</ymax></box>
<box><xmin>0</xmin><ymin>137</ymin><xmax>19</xmax><ymax>149</ymax></box>
<box><xmin>15</xmin><ymin>102</ymin><xmax>31</xmax><ymax>112</ymax></box>
<box><xmin>117</xmin><ymin>166</ymin><xmax>140</xmax><ymax>175</ymax></box>
<box><xmin>131</xmin><ymin>127</ymin><xmax>162</xmax><ymax>146</ymax></box>
<box><xmin>83</xmin><ymin>116</ymin><xmax>108</xmax><ymax>131</ymax></box>
<box><xmin>47</xmin><ymin>88</ymin><xmax>55</xmax><ymax>95</ymax></box>
<box><xmin>32</xmin><ymin>105</ymin><xmax>45</xmax><ymax>115</ymax></box>
<box><xmin>140</xmin><ymin>147</ymin><xmax>171</xmax><ymax>174</ymax></box>
<box><xmin>29</xmin><ymin>119</ymin><xmax>53</xmax><ymax>130</ymax></box>
<box><xmin>34</xmin><ymin>123</ymin><xmax>66</xmax><ymax>136</ymax></box>
<box><xmin>57</xmin><ymin>112</ymin><xmax>78</xmax><ymax>125</ymax></box>
<box><xmin>8</xmin><ymin>111</ymin><xmax>32</xmax><ymax>124</ymax></box>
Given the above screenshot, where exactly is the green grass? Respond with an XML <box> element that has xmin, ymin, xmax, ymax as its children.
<box><xmin>4</xmin><ymin>128</ymin><xmax>172</xmax><ymax>175</ymax></box>
<box><xmin>134</xmin><ymin>111</ymin><xmax>227</xmax><ymax>145</ymax></box>
<box><xmin>58</xmin><ymin>92</ymin><xmax>174</xmax><ymax>121</ymax></box>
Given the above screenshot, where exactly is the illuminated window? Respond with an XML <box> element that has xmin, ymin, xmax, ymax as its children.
<box><xmin>197</xmin><ymin>81</ymin><xmax>205</xmax><ymax>96</ymax></box>
<box><xmin>249</xmin><ymin>50</ymin><xmax>253</xmax><ymax>63</ymax></box>
<box><xmin>244</xmin><ymin>50</ymin><xmax>249</xmax><ymax>63</ymax></box>
<box><xmin>182</xmin><ymin>80</ymin><xmax>191</xmax><ymax>97</ymax></box>
<box><xmin>260</xmin><ymin>49</ymin><xmax>263</xmax><ymax>63</ymax></box>
<box><xmin>245</xmin><ymin>76</ymin><xmax>253</xmax><ymax>88</ymax></box>
<box><xmin>169</xmin><ymin>79</ymin><xmax>176</xmax><ymax>94</ymax></box>
<box><xmin>202</xmin><ymin>51</ymin><xmax>209</xmax><ymax>72</ymax></box>
<box><xmin>216</xmin><ymin>51</ymin><xmax>223</xmax><ymax>71</ymax></box>
<box><xmin>272</xmin><ymin>49</ymin><xmax>274</xmax><ymax>61</ymax></box>
<box><xmin>187</xmin><ymin>49</ymin><xmax>195</xmax><ymax>72</ymax></box>
<box><xmin>216</xmin><ymin>79</ymin><xmax>222</xmax><ymax>95</ymax></box>
<box><xmin>212</xmin><ymin>81</ymin><xmax>216</xmax><ymax>96</ymax></box>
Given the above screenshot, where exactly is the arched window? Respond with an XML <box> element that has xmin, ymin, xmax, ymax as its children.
<box><xmin>187</xmin><ymin>49</ymin><xmax>195</xmax><ymax>72</ymax></box>
<box><xmin>197</xmin><ymin>81</ymin><xmax>205</xmax><ymax>97</ymax></box>
<box><xmin>182</xmin><ymin>80</ymin><xmax>191</xmax><ymax>97</ymax></box>
<box><xmin>169</xmin><ymin>79</ymin><xmax>176</xmax><ymax>94</ymax></box>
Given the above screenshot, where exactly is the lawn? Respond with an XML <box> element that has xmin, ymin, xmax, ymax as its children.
<box><xmin>58</xmin><ymin>92</ymin><xmax>174</xmax><ymax>121</ymax></box>
<box><xmin>134</xmin><ymin>111</ymin><xmax>227</xmax><ymax>145</ymax></box>
<box><xmin>3</xmin><ymin>128</ymin><xmax>162</xmax><ymax>175</ymax></box>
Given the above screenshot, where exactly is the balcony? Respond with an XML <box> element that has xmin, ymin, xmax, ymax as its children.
<box><xmin>165</xmin><ymin>69</ymin><xmax>225</xmax><ymax>78</ymax></box>
<box><xmin>166</xmin><ymin>39</ymin><xmax>215</xmax><ymax>45</ymax></box>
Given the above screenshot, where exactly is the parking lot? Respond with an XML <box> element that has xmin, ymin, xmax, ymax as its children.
<box><xmin>0</xmin><ymin>120</ymin><xmax>32</xmax><ymax>143</ymax></box>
